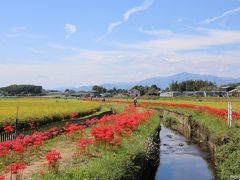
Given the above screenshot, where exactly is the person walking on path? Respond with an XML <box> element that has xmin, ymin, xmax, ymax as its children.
<box><xmin>133</xmin><ymin>97</ymin><xmax>138</xmax><ymax>107</ymax></box>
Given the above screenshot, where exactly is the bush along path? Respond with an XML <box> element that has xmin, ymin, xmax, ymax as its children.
<box><xmin>0</xmin><ymin>105</ymin><xmax>160</xmax><ymax>180</ymax></box>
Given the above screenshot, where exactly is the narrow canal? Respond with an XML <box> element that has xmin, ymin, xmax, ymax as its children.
<box><xmin>155</xmin><ymin>124</ymin><xmax>215</xmax><ymax>180</ymax></box>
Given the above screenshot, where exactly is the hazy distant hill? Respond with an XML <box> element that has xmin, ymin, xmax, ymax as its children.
<box><xmin>56</xmin><ymin>72</ymin><xmax>240</xmax><ymax>91</ymax></box>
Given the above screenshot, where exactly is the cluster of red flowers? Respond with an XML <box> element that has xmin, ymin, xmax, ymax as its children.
<box><xmin>63</xmin><ymin>123</ymin><xmax>85</xmax><ymax>133</ymax></box>
<box><xmin>0</xmin><ymin>105</ymin><xmax>154</xmax><ymax>178</ymax></box>
<box><xmin>0</xmin><ymin>126</ymin><xmax>63</xmax><ymax>178</ymax></box>
<box><xmin>45</xmin><ymin>150</ymin><xmax>62</xmax><ymax>165</ymax></box>
<box><xmin>69</xmin><ymin>112</ymin><xmax>79</xmax><ymax>119</ymax></box>
<box><xmin>3</xmin><ymin>162</ymin><xmax>25</xmax><ymax>174</ymax></box>
<box><xmin>82</xmin><ymin>98</ymin><xmax>240</xmax><ymax>122</ymax></box>
<box><xmin>3</xmin><ymin>125</ymin><xmax>15</xmax><ymax>133</ymax></box>
<box><xmin>85</xmin><ymin>118</ymin><xmax>99</xmax><ymax>125</ymax></box>
<box><xmin>2</xmin><ymin>162</ymin><xmax>25</xmax><ymax>180</ymax></box>
<box><xmin>141</xmin><ymin>101</ymin><xmax>240</xmax><ymax>122</ymax></box>
<box><xmin>45</xmin><ymin>150</ymin><xmax>62</xmax><ymax>173</ymax></box>
<box><xmin>76</xmin><ymin>137</ymin><xmax>94</xmax><ymax>156</ymax></box>
<box><xmin>63</xmin><ymin>123</ymin><xmax>86</xmax><ymax>139</ymax></box>
<box><xmin>90</xmin><ymin>106</ymin><xmax>154</xmax><ymax>147</ymax></box>
<box><xmin>0</xmin><ymin>133</ymin><xmax>44</xmax><ymax>159</ymax></box>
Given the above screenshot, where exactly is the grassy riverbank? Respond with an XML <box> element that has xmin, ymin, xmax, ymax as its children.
<box><xmin>148</xmin><ymin>103</ymin><xmax>240</xmax><ymax>180</ymax></box>
<box><xmin>41</xmin><ymin>110</ymin><xmax>160</xmax><ymax>180</ymax></box>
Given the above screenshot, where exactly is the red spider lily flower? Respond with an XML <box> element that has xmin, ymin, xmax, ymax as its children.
<box><xmin>3</xmin><ymin>125</ymin><xmax>15</xmax><ymax>133</ymax></box>
<box><xmin>45</xmin><ymin>150</ymin><xmax>62</xmax><ymax>165</ymax></box>
<box><xmin>76</xmin><ymin>137</ymin><xmax>94</xmax><ymax>156</ymax></box>
<box><xmin>63</xmin><ymin>123</ymin><xmax>86</xmax><ymax>138</ymax></box>
<box><xmin>0</xmin><ymin>141</ymin><xmax>11</xmax><ymax>157</ymax></box>
<box><xmin>86</xmin><ymin>118</ymin><xmax>99</xmax><ymax>125</ymax></box>
<box><xmin>12</xmin><ymin>140</ymin><xmax>24</xmax><ymax>153</ymax></box>
<box><xmin>3</xmin><ymin>162</ymin><xmax>25</xmax><ymax>175</ymax></box>
<box><xmin>69</xmin><ymin>112</ymin><xmax>78</xmax><ymax>119</ymax></box>
<box><xmin>77</xmin><ymin>137</ymin><xmax>94</xmax><ymax>147</ymax></box>
<box><xmin>141</xmin><ymin>101</ymin><xmax>240</xmax><ymax>122</ymax></box>
<box><xmin>89</xmin><ymin>106</ymin><xmax>154</xmax><ymax>149</ymax></box>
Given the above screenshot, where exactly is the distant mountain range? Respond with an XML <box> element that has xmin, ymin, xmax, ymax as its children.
<box><xmin>55</xmin><ymin>72</ymin><xmax>240</xmax><ymax>91</ymax></box>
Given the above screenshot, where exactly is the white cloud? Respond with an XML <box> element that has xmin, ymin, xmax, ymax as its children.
<box><xmin>64</xmin><ymin>24</ymin><xmax>77</xmax><ymax>33</ymax></box>
<box><xmin>199</xmin><ymin>7</ymin><xmax>240</xmax><ymax>24</ymax></box>
<box><xmin>124</xmin><ymin>29</ymin><xmax>240</xmax><ymax>51</ymax></box>
<box><xmin>124</xmin><ymin>0</ymin><xmax>154</xmax><ymax>21</ymax></box>
<box><xmin>64</xmin><ymin>24</ymin><xmax>77</xmax><ymax>39</ymax></box>
<box><xmin>138</xmin><ymin>28</ymin><xmax>175</xmax><ymax>36</ymax></box>
<box><xmin>107</xmin><ymin>0</ymin><xmax>154</xmax><ymax>33</ymax></box>
<box><xmin>1</xmin><ymin>48</ymin><xmax>240</xmax><ymax>89</ymax></box>
<box><xmin>2</xmin><ymin>25</ymin><xmax>240</xmax><ymax>88</ymax></box>
<box><xmin>108</xmin><ymin>21</ymin><xmax>123</xmax><ymax>33</ymax></box>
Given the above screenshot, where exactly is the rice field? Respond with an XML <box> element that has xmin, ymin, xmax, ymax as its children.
<box><xmin>0</xmin><ymin>98</ymin><xmax>101</xmax><ymax>124</ymax></box>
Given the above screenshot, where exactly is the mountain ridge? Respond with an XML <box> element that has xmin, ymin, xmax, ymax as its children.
<box><xmin>55</xmin><ymin>72</ymin><xmax>240</xmax><ymax>91</ymax></box>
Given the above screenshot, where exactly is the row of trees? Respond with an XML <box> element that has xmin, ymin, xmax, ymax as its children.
<box><xmin>91</xmin><ymin>86</ymin><xmax>128</xmax><ymax>95</ymax></box>
<box><xmin>168</xmin><ymin>80</ymin><xmax>217</xmax><ymax>92</ymax></box>
<box><xmin>106</xmin><ymin>88</ymin><xmax>128</xmax><ymax>95</ymax></box>
<box><xmin>89</xmin><ymin>85</ymin><xmax>161</xmax><ymax>96</ymax></box>
<box><xmin>90</xmin><ymin>81</ymin><xmax>217</xmax><ymax>96</ymax></box>
<box><xmin>131</xmin><ymin>85</ymin><xmax>161</xmax><ymax>96</ymax></box>
<box><xmin>0</xmin><ymin>80</ymin><xmax>219</xmax><ymax>97</ymax></box>
<box><xmin>0</xmin><ymin>85</ymin><xmax>43</xmax><ymax>96</ymax></box>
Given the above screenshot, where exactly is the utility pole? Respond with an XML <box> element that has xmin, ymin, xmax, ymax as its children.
<box><xmin>15</xmin><ymin>106</ymin><xmax>19</xmax><ymax>137</ymax></box>
<box><xmin>228</xmin><ymin>102</ymin><xmax>232</xmax><ymax>128</ymax></box>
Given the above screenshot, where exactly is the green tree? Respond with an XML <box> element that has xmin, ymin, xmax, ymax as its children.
<box><xmin>0</xmin><ymin>84</ymin><xmax>43</xmax><ymax>96</ymax></box>
<box><xmin>92</xmin><ymin>85</ymin><xmax>107</xmax><ymax>93</ymax></box>
<box><xmin>169</xmin><ymin>80</ymin><xmax>217</xmax><ymax>92</ymax></box>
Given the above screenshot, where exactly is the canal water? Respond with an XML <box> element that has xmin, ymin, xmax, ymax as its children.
<box><xmin>155</xmin><ymin>124</ymin><xmax>215</xmax><ymax>180</ymax></box>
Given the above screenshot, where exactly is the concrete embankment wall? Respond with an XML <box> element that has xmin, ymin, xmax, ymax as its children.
<box><xmin>158</xmin><ymin>108</ymin><xmax>224</xmax><ymax>158</ymax></box>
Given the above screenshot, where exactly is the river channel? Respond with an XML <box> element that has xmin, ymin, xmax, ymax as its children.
<box><xmin>155</xmin><ymin>124</ymin><xmax>215</xmax><ymax>180</ymax></box>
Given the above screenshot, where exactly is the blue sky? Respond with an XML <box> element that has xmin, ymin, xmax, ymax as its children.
<box><xmin>0</xmin><ymin>0</ymin><xmax>240</xmax><ymax>89</ymax></box>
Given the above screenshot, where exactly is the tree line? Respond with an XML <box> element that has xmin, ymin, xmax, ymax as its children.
<box><xmin>90</xmin><ymin>85</ymin><xmax>161</xmax><ymax>96</ymax></box>
<box><xmin>0</xmin><ymin>85</ymin><xmax>43</xmax><ymax>96</ymax></box>
<box><xmin>0</xmin><ymin>80</ymin><xmax>218</xmax><ymax>97</ymax></box>
<box><xmin>168</xmin><ymin>80</ymin><xmax>217</xmax><ymax>92</ymax></box>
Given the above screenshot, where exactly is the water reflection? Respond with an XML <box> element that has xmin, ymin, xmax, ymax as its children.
<box><xmin>155</xmin><ymin>125</ymin><xmax>214</xmax><ymax>180</ymax></box>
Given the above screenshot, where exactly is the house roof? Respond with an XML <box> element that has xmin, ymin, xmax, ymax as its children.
<box><xmin>89</xmin><ymin>90</ymin><xmax>99</xmax><ymax>93</ymax></box>
<box><xmin>129</xmin><ymin>89</ymin><xmax>140</xmax><ymax>93</ymax></box>
<box><xmin>161</xmin><ymin>91</ymin><xmax>181</xmax><ymax>93</ymax></box>
<box><xmin>229</xmin><ymin>89</ymin><xmax>237</xmax><ymax>93</ymax></box>
<box><xmin>71</xmin><ymin>92</ymin><xmax>88</xmax><ymax>95</ymax></box>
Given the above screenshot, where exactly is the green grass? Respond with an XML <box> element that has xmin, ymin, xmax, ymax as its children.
<box><xmin>152</xmin><ymin>103</ymin><xmax>240</xmax><ymax>139</ymax></box>
<box><xmin>215</xmin><ymin>136</ymin><xmax>240</xmax><ymax>180</ymax></box>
